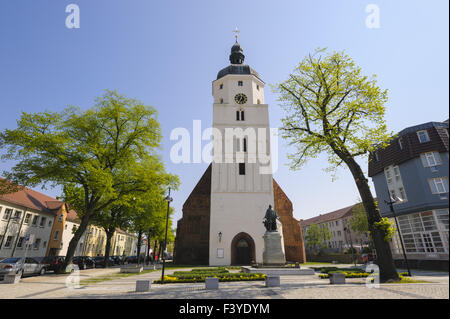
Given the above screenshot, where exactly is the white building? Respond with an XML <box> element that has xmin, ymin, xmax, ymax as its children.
<box><xmin>174</xmin><ymin>37</ymin><xmax>306</xmax><ymax>266</ymax></box>
<box><xmin>0</xmin><ymin>185</ymin><xmax>67</xmax><ymax>258</ymax></box>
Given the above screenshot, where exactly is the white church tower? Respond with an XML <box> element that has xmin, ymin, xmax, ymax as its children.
<box><xmin>209</xmin><ymin>32</ymin><xmax>280</xmax><ymax>266</ymax></box>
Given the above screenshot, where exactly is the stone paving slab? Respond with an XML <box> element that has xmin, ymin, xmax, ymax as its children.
<box><xmin>1</xmin><ymin>265</ymin><xmax>448</xmax><ymax>299</ymax></box>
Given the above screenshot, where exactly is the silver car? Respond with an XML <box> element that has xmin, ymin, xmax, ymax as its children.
<box><xmin>0</xmin><ymin>257</ymin><xmax>46</xmax><ymax>279</ymax></box>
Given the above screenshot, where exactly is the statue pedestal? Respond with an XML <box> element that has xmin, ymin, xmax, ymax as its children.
<box><xmin>262</xmin><ymin>231</ymin><xmax>286</xmax><ymax>266</ymax></box>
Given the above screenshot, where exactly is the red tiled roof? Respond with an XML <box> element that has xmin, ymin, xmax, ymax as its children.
<box><xmin>0</xmin><ymin>182</ymin><xmax>64</xmax><ymax>215</ymax></box>
<box><xmin>66</xmin><ymin>209</ymin><xmax>80</xmax><ymax>222</ymax></box>
<box><xmin>299</xmin><ymin>204</ymin><xmax>356</xmax><ymax>227</ymax></box>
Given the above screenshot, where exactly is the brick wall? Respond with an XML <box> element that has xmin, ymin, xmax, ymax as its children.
<box><xmin>273</xmin><ymin>179</ymin><xmax>306</xmax><ymax>263</ymax></box>
<box><xmin>173</xmin><ymin>165</ymin><xmax>211</xmax><ymax>265</ymax></box>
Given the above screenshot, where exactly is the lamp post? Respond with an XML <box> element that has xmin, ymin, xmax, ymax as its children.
<box><xmin>385</xmin><ymin>193</ymin><xmax>411</xmax><ymax>277</ymax></box>
<box><xmin>161</xmin><ymin>188</ymin><xmax>173</xmax><ymax>285</ymax></box>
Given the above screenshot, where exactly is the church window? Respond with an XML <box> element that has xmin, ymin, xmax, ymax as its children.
<box><xmin>241</xmin><ymin>111</ymin><xmax>244</xmax><ymax>121</ymax></box>
<box><xmin>243</xmin><ymin>138</ymin><xmax>247</xmax><ymax>152</ymax></box>
<box><xmin>220</xmin><ymin>98</ymin><xmax>223</xmax><ymax>104</ymax></box>
<box><xmin>257</xmin><ymin>99</ymin><xmax>261</xmax><ymax>104</ymax></box>
<box><xmin>238</xmin><ymin>81</ymin><xmax>243</xmax><ymax>86</ymax></box>
<box><xmin>219</xmin><ymin>84</ymin><xmax>223</xmax><ymax>89</ymax></box>
<box><xmin>256</xmin><ymin>85</ymin><xmax>259</xmax><ymax>91</ymax></box>
<box><xmin>236</xmin><ymin>111</ymin><xmax>240</xmax><ymax>121</ymax></box>
<box><xmin>239</xmin><ymin>163</ymin><xmax>245</xmax><ymax>175</ymax></box>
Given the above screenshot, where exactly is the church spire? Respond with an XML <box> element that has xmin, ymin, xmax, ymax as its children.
<box><xmin>229</xmin><ymin>27</ymin><xmax>245</xmax><ymax>64</ymax></box>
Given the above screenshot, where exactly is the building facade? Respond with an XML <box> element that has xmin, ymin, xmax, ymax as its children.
<box><xmin>174</xmin><ymin>38</ymin><xmax>306</xmax><ymax>266</ymax></box>
<box><xmin>368</xmin><ymin>120</ymin><xmax>449</xmax><ymax>270</ymax></box>
<box><xmin>300</xmin><ymin>204</ymin><xmax>370</xmax><ymax>253</ymax></box>
<box><xmin>0</xmin><ymin>186</ymin><xmax>67</xmax><ymax>258</ymax></box>
<box><xmin>60</xmin><ymin>210</ymin><xmax>135</xmax><ymax>257</ymax></box>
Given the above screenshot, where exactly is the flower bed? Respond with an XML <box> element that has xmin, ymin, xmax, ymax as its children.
<box><xmin>153</xmin><ymin>271</ymin><xmax>266</xmax><ymax>284</ymax></box>
<box><xmin>318</xmin><ymin>271</ymin><xmax>410</xmax><ymax>279</ymax></box>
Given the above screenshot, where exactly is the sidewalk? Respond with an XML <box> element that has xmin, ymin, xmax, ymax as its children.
<box><xmin>1</xmin><ymin>264</ymin><xmax>448</xmax><ymax>299</ymax></box>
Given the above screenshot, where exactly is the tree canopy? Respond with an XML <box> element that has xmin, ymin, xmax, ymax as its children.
<box><xmin>305</xmin><ymin>224</ymin><xmax>332</xmax><ymax>252</ymax></box>
<box><xmin>0</xmin><ymin>90</ymin><xmax>179</xmax><ymax>269</ymax></box>
<box><xmin>273</xmin><ymin>48</ymin><xmax>392</xmax><ymax>173</ymax></box>
<box><xmin>274</xmin><ymin>49</ymin><xmax>399</xmax><ymax>281</ymax></box>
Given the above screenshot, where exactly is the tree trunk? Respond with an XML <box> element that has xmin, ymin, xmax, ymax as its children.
<box><xmin>343</xmin><ymin>155</ymin><xmax>399</xmax><ymax>282</ymax></box>
<box><xmin>158</xmin><ymin>241</ymin><xmax>163</xmax><ymax>261</ymax></box>
<box><xmin>62</xmin><ymin>211</ymin><xmax>92</xmax><ymax>272</ymax></box>
<box><xmin>153</xmin><ymin>240</ymin><xmax>158</xmax><ymax>261</ymax></box>
<box><xmin>146</xmin><ymin>230</ymin><xmax>151</xmax><ymax>265</ymax></box>
<box><xmin>104</xmin><ymin>227</ymin><xmax>115</xmax><ymax>268</ymax></box>
<box><xmin>136</xmin><ymin>229</ymin><xmax>143</xmax><ymax>264</ymax></box>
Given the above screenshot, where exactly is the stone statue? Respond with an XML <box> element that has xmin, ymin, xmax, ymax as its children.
<box><xmin>263</xmin><ymin>205</ymin><xmax>279</xmax><ymax>232</ymax></box>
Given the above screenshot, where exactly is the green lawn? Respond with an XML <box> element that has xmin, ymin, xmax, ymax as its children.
<box><xmin>79</xmin><ymin>269</ymin><xmax>158</xmax><ymax>285</ymax></box>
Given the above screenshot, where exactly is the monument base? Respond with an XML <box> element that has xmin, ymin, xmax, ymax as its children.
<box><xmin>262</xmin><ymin>231</ymin><xmax>286</xmax><ymax>266</ymax></box>
<box><xmin>241</xmin><ymin>266</ymin><xmax>315</xmax><ymax>276</ymax></box>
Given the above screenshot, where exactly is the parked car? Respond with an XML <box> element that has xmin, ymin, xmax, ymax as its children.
<box><xmin>163</xmin><ymin>252</ymin><xmax>173</xmax><ymax>261</ymax></box>
<box><xmin>72</xmin><ymin>256</ymin><xmax>96</xmax><ymax>270</ymax></box>
<box><xmin>124</xmin><ymin>256</ymin><xmax>138</xmax><ymax>264</ymax></box>
<box><xmin>111</xmin><ymin>256</ymin><xmax>124</xmax><ymax>265</ymax></box>
<box><xmin>40</xmin><ymin>256</ymin><xmax>66</xmax><ymax>272</ymax></box>
<box><xmin>0</xmin><ymin>257</ymin><xmax>46</xmax><ymax>279</ymax></box>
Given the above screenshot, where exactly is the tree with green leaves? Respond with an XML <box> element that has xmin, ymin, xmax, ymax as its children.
<box><xmin>0</xmin><ymin>90</ymin><xmax>179</xmax><ymax>271</ymax></box>
<box><xmin>128</xmin><ymin>189</ymin><xmax>174</xmax><ymax>264</ymax></box>
<box><xmin>304</xmin><ymin>224</ymin><xmax>332</xmax><ymax>253</ymax></box>
<box><xmin>349</xmin><ymin>202</ymin><xmax>370</xmax><ymax>235</ymax></box>
<box><xmin>273</xmin><ymin>48</ymin><xmax>399</xmax><ymax>281</ymax></box>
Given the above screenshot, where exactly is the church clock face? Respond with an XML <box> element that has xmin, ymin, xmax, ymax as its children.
<box><xmin>234</xmin><ymin>93</ymin><xmax>247</xmax><ymax>105</ymax></box>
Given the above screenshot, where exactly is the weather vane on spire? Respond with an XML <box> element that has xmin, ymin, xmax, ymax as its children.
<box><xmin>233</xmin><ymin>27</ymin><xmax>240</xmax><ymax>42</ymax></box>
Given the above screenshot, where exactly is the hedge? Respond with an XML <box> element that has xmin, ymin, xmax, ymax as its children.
<box><xmin>153</xmin><ymin>272</ymin><xmax>267</xmax><ymax>284</ymax></box>
<box><xmin>318</xmin><ymin>271</ymin><xmax>410</xmax><ymax>279</ymax></box>
<box><xmin>173</xmin><ymin>269</ymin><xmax>230</xmax><ymax>276</ymax></box>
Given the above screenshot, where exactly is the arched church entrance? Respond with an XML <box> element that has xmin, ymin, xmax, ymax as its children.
<box><xmin>231</xmin><ymin>232</ymin><xmax>255</xmax><ymax>265</ymax></box>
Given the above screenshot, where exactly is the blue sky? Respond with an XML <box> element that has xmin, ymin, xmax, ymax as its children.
<box><xmin>0</xmin><ymin>0</ymin><xmax>448</xmax><ymax>224</ymax></box>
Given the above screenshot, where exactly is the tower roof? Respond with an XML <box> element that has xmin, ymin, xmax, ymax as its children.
<box><xmin>216</xmin><ymin>39</ymin><xmax>262</xmax><ymax>81</ymax></box>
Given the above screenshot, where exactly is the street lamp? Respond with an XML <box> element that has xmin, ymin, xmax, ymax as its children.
<box><xmin>385</xmin><ymin>192</ymin><xmax>412</xmax><ymax>277</ymax></box>
<box><xmin>161</xmin><ymin>188</ymin><xmax>173</xmax><ymax>285</ymax></box>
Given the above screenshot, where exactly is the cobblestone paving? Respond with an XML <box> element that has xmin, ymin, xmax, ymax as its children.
<box><xmin>1</xmin><ymin>265</ymin><xmax>448</xmax><ymax>299</ymax></box>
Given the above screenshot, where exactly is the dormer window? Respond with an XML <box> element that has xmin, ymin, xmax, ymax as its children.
<box><xmin>398</xmin><ymin>138</ymin><xmax>403</xmax><ymax>150</ymax></box>
<box><xmin>238</xmin><ymin>81</ymin><xmax>243</xmax><ymax>86</ymax></box>
<box><xmin>417</xmin><ymin>130</ymin><xmax>430</xmax><ymax>143</ymax></box>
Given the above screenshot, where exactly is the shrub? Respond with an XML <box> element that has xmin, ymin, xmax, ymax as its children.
<box><xmin>173</xmin><ymin>269</ymin><xmax>230</xmax><ymax>276</ymax></box>
<box><xmin>153</xmin><ymin>273</ymin><xmax>267</xmax><ymax>284</ymax></box>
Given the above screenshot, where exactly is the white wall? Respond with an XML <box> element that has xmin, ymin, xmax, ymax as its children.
<box><xmin>0</xmin><ymin>201</ymin><xmax>55</xmax><ymax>258</ymax></box>
<box><xmin>209</xmin><ymin>73</ymin><xmax>281</xmax><ymax>265</ymax></box>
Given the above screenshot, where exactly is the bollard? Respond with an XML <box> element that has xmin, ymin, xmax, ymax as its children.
<box><xmin>136</xmin><ymin>280</ymin><xmax>151</xmax><ymax>292</ymax></box>
<box><xmin>329</xmin><ymin>273</ymin><xmax>346</xmax><ymax>284</ymax></box>
<box><xmin>0</xmin><ymin>274</ymin><xmax>21</xmax><ymax>284</ymax></box>
<box><xmin>205</xmin><ymin>277</ymin><xmax>219</xmax><ymax>290</ymax></box>
<box><xmin>265</xmin><ymin>275</ymin><xmax>280</xmax><ymax>287</ymax></box>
